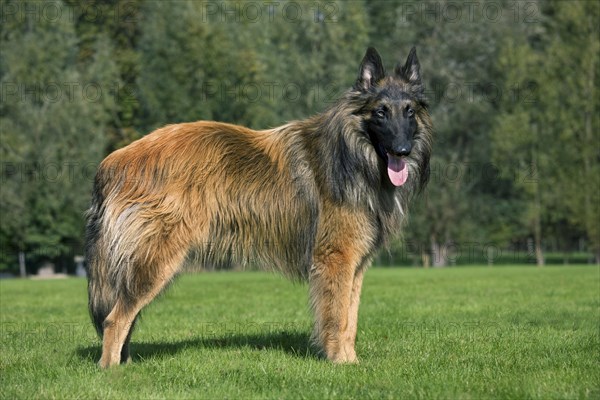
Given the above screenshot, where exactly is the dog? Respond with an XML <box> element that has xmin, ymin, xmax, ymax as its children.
<box><xmin>86</xmin><ymin>47</ymin><xmax>432</xmax><ymax>367</ymax></box>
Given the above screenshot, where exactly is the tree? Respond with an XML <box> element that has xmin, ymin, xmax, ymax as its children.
<box><xmin>541</xmin><ymin>1</ymin><xmax>600</xmax><ymax>263</ymax></box>
<box><xmin>492</xmin><ymin>0</ymin><xmax>600</xmax><ymax>265</ymax></box>
<box><xmin>372</xmin><ymin>1</ymin><xmax>510</xmax><ymax>266</ymax></box>
<box><xmin>0</xmin><ymin>1</ymin><xmax>119</xmax><ymax>272</ymax></box>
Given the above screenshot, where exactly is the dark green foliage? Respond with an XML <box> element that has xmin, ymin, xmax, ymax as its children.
<box><xmin>0</xmin><ymin>0</ymin><xmax>598</xmax><ymax>272</ymax></box>
<box><xmin>1</xmin><ymin>0</ymin><xmax>119</xmax><ymax>272</ymax></box>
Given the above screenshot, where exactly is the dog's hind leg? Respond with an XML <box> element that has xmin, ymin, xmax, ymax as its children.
<box><xmin>119</xmin><ymin>316</ymin><xmax>138</xmax><ymax>364</ymax></box>
<box><xmin>99</xmin><ymin>247</ymin><xmax>187</xmax><ymax>368</ymax></box>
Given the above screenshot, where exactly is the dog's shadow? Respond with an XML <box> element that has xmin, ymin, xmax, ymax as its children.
<box><xmin>77</xmin><ymin>331</ymin><xmax>317</xmax><ymax>364</ymax></box>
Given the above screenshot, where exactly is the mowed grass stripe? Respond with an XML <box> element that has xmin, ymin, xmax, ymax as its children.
<box><xmin>0</xmin><ymin>266</ymin><xmax>598</xmax><ymax>399</ymax></box>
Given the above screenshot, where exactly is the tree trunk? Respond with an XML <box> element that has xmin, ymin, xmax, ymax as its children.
<box><xmin>531</xmin><ymin>127</ymin><xmax>545</xmax><ymax>267</ymax></box>
<box><xmin>487</xmin><ymin>246</ymin><xmax>494</xmax><ymax>267</ymax></box>
<box><xmin>583</xmin><ymin>28</ymin><xmax>599</xmax><ymax>264</ymax></box>
<box><xmin>431</xmin><ymin>235</ymin><xmax>448</xmax><ymax>267</ymax></box>
<box><xmin>18</xmin><ymin>251</ymin><xmax>26</xmax><ymax>278</ymax></box>
<box><xmin>421</xmin><ymin>251</ymin><xmax>430</xmax><ymax>269</ymax></box>
<box><xmin>534</xmin><ymin>230</ymin><xmax>544</xmax><ymax>267</ymax></box>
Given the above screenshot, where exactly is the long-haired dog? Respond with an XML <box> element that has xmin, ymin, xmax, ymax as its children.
<box><xmin>86</xmin><ymin>47</ymin><xmax>432</xmax><ymax>367</ymax></box>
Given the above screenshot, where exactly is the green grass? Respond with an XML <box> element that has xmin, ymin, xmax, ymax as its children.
<box><xmin>1</xmin><ymin>266</ymin><xmax>598</xmax><ymax>399</ymax></box>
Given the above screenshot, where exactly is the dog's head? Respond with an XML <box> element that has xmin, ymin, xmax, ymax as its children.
<box><xmin>354</xmin><ymin>47</ymin><xmax>431</xmax><ymax>189</ymax></box>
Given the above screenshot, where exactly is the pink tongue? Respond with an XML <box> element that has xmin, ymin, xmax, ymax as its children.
<box><xmin>387</xmin><ymin>153</ymin><xmax>408</xmax><ymax>186</ymax></box>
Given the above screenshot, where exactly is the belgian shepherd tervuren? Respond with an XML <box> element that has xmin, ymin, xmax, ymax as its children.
<box><xmin>86</xmin><ymin>47</ymin><xmax>432</xmax><ymax>367</ymax></box>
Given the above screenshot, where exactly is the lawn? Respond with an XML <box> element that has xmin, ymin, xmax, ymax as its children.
<box><xmin>0</xmin><ymin>266</ymin><xmax>598</xmax><ymax>399</ymax></box>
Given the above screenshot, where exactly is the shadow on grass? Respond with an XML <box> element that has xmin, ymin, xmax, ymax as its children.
<box><xmin>77</xmin><ymin>331</ymin><xmax>318</xmax><ymax>364</ymax></box>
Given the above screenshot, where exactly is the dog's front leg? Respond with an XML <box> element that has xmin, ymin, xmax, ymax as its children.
<box><xmin>309</xmin><ymin>251</ymin><xmax>358</xmax><ymax>364</ymax></box>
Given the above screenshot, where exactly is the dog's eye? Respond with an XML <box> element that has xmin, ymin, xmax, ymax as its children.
<box><xmin>407</xmin><ymin>108</ymin><xmax>415</xmax><ymax>118</ymax></box>
<box><xmin>375</xmin><ymin>109</ymin><xmax>386</xmax><ymax>119</ymax></box>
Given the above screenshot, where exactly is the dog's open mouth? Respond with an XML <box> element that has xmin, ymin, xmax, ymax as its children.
<box><xmin>386</xmin><ymin>152</ymin><xmax>408</xmax><ymax>187</ymax></box>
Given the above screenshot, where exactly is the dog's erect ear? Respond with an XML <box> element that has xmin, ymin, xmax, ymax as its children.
<box><xmin>355</xmin><ymin>47</ymin><xmax>385</xmax><ymax>92</ymax></box>
<box><xmin>395</xmin><ymin>47</ymin><xmax>422</xmax><ymax>87</ymax></box>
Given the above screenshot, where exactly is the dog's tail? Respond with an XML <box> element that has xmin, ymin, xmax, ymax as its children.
<box><xmin>85</xmin><ymin>185</ymin><xmax>117</xmax><ymax>338</ymax></box>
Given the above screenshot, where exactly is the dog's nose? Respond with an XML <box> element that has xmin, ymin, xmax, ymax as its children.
<box><xmin>393</xmin><ymin>145</ymin><xmax>411</xmax><ymax>157</ymax></box>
